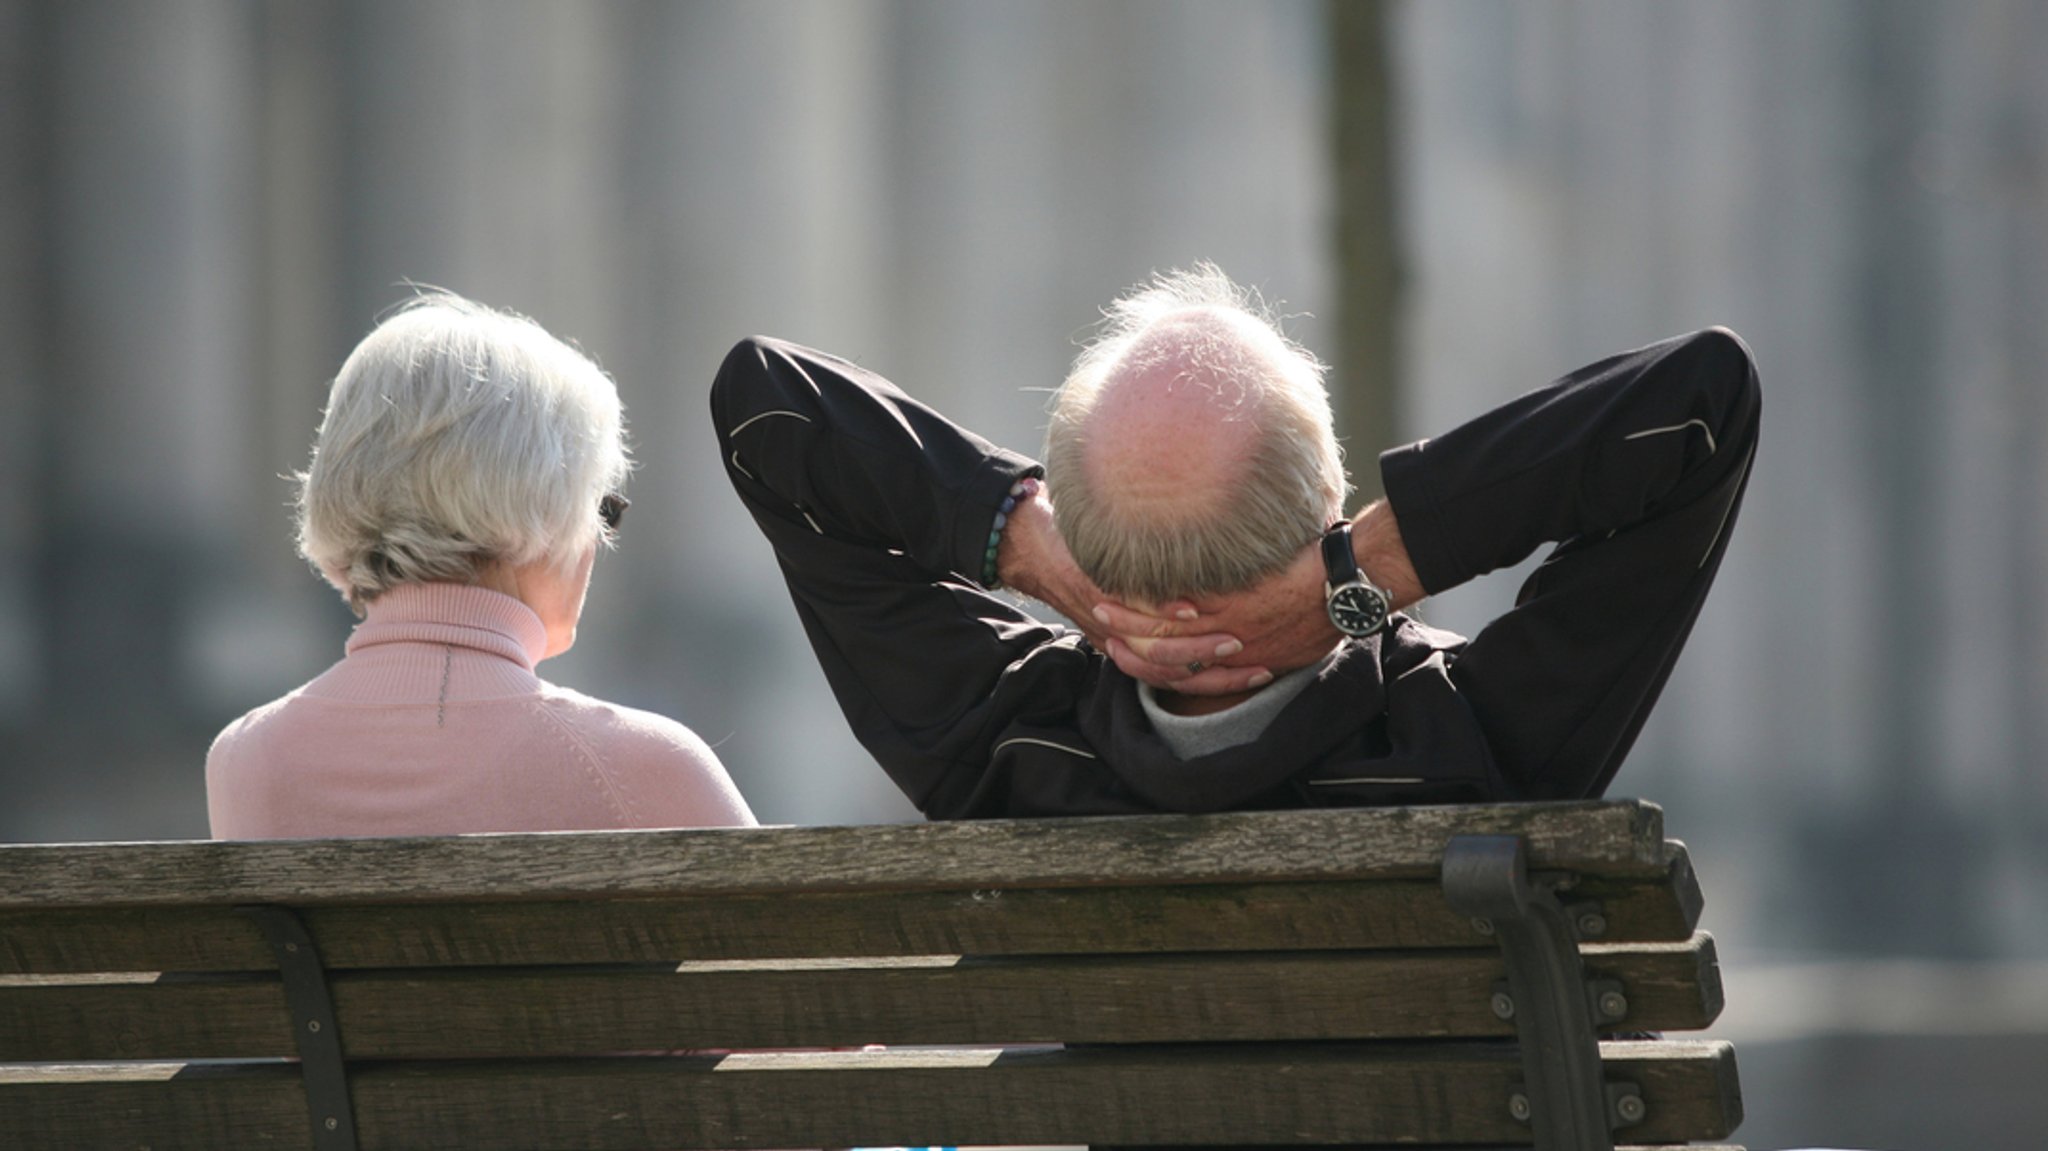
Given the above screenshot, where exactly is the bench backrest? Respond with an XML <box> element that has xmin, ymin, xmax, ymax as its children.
<box><xmin>0</xmin><ymin>800</ymin><xmax>1741</xmax><ymax>1149</ymax></box>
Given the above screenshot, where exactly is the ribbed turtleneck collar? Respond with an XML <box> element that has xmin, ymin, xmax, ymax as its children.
<box><xmin>345</xmin><ymin>583</ymin><xmax>549</xmax><ymax>670</ymax></box>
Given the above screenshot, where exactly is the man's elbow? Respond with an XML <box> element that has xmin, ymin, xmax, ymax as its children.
<box><xmin>1670</xmin><ymin>325</ymin><xmax>1762</xmax><ymax>441</ymax></box>
<box><xmin>1679</xmin><ymin>325</ymin><xmax>1761</xmax><ymax>404</ymax></box>
<box><xmin>708</xmin><ymin>336</ymin><xmax>781</xmax><ymax>432</ymax></box>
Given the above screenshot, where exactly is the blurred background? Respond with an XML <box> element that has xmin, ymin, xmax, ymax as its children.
<box><xmin>2</xmin><ymin>1</ymin><xmax>2045</xmax><ymax>1146</ymax></box>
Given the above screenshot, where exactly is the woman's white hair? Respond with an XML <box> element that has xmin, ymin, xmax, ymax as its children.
<box><xmin>1045</xmin><ymin>264</ymin><xmax>1347</xmax><ymax>602</ymax></box>
<box><xmin>296</xmin><ymin>292</ymin><xmax>631</xmax><ymax>613</ymax></box>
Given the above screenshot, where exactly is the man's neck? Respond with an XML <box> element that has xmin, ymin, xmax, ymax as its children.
<box><xmin>1155</xmin><ymin>687</ymin><xmax>1262</xmax><ymax>717</ymax></box>
<box><xmin>1137</xmin><ymin>661</ymin><xmax>1329</xmax><ymax>761</ymax></box>
<box><xmin>1153</xmin><ymin>643</ymin><xmax>1341</xmax><ymax>716</ymax></box>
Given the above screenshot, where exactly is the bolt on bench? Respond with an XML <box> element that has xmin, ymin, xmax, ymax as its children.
<box><xmin>0</xmin><ymin>799</ymin><xmax>1740</xmax><ymax>1150</ymax></box>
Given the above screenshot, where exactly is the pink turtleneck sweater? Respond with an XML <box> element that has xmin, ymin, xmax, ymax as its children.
<box><xmin>206</xmin><ymin>583</ymin><xmax>756</xmax><ymax>839</ymax></box>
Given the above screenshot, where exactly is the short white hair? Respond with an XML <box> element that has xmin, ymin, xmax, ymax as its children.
<box><xmin>296</xmin><ymin>293</ymin><xmax>631</xmax><ymax>612</ymax></box>
<box><xmin>1045</xmin><ymin>264</ymin><xmax>1347</xmax><ymax>602</ymax></box>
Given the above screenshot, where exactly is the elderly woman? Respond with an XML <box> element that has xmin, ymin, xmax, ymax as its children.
<box><xmin>206</xmin><ymin>294</ymin><xmax>755</xmax><ymax>838</ymax></box>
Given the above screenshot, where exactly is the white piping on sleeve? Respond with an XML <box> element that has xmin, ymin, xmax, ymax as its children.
<box><xmin>726</xmin><ymin>410</ymin><xmax>823</xmax><ymax>532</ymax></box>
<box><xmin>991</xmin><ymin>737</ymin><xmax>1098</xmax><ymax>760</ymax></box>
<box><xmin>728</xmin><ymin>409</ymin><xmax>813</xmax><ymax>437</ymax></box>
<box><xmin>1623</xmin><ymin>418</ymin><xmax>1717</xmax><ymax>456</ymax></box>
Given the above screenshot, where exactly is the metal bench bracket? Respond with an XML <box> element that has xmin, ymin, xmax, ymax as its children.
<box><xmin>1443</xmin><ymin>834</ymin><xmax>1625</xmax><ymax>1151</ymax></box>
<box><xmin>238</xmin><ymin>905</ymin><xmax>359</xmax><ymax>1151</ymax></box>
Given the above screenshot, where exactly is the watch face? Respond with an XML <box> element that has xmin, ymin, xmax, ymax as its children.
<box><xmin>1328</xmin><ymin>582</ymin><xmax>1389</xmax><ymax>636</ymax></box>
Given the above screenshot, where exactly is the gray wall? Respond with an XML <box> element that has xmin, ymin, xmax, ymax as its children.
<box><xmin>0</xmin><ymin>0</ymin><xmax>1331</xmax><ymax>833</ymax></box>
<box><xmin>1398</xmin><ymin>4</ymin><xmax>2048</xmax><ymax>1146</ymax></box>
<box><xmin>1406</xmin><ymin>0</ymin><xmax>2048</xmax><ymax>959</ymax></box>
<box><xmin>4</xmin><ymin>2</ymin><xmax>2046</xmax><ymax>1147</ymax></box>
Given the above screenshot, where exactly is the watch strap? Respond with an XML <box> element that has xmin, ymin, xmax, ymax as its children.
<box><xmin>1321</xmin><ymin>520</ymin><xmax>1362</xmax><ymax>587</ymax></box>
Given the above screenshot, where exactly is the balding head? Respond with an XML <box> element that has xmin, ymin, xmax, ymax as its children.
<box><xmin>1046</xmin><ymin>265</ymin><xmax>1346</xmax><ymax>603</ymax></box>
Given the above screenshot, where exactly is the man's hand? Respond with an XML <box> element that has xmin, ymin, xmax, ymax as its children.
<box><xmin>996</xmin><ymin>481</ymin><xmax>1272</xmax><ymax>693</ymax></box>
<box><xmin>1091</xmin><ymin>544</ymin><xmax>1331</xmax><ymax>683</ymax></box>
<box><xmin>1091</xmin><ymin>500</ymin><xmax>1428</xmax><ymax>686</ymax></box>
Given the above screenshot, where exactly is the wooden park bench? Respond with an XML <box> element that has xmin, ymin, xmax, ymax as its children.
<box><xmin>0</xmin><ymin>799</ymin><xmax>1740</xmax><ymax>1150</ymax></box>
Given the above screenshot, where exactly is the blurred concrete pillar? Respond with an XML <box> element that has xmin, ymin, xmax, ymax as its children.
<box><xmin>888</xmin><ymin>0</ymin><xmax>1068</xmax><ymax>439</ymax></box>
<box><xmin>616</xmin><ymin>0</ymin><xmax>893</xmax><ymax>594</ymax></box>
<box><xmin>886</xmin><ymin>0</ymin><xmax>1331</xmax><ymax>446</ymax></box>
<box><xmin>340</xmin><ymin>0</ymin><xmax>627</xmax><ymax>346</ymax></box>
<box><xmin>43</xmin><ymin>0</ymin><xmax>260</xmax><ymax>737</ymax></box>
<box><xmin>162</xmin><ymin>0</ymin><xmax>358</xmax><ymax>730</ymax></box>
<box><xmin>250</xmin><ymin>0</ymin><xmax>346</xmax><ymax>579</ymax></box>
<box><xmin>1914</xmin><ymin>0</ymin><xmax>2048</xmax><ymax>954</ymax></box>
<box><xmin>600</xmin><ymin>0</ymin><xmax>902</xmax><ymax>825</ymax></box>
<box><xmin>0</xmin><ymin>0</ymin><xmax>54</xmax><ymax>725</ymax></box>
<box><xmin>1851</xmin><ymin>1</ymin><xmax>1943</xmax><ymax>815</ymax></box>
<box><xmin>1998</xmin><ymin>3</ymin><xmax>2048</xmax><ymax>816</ymax></box>
<box><xmin>1328</xmin><ymin>0</ymin><xmax>1400</xmax><ymax>502</ymax></box>
<box><xmin>1793</xmin><ymin>0</ymin><xmax>1997</xmax><ymax>957</ymax></box>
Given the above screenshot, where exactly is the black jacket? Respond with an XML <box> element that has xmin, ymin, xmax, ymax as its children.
<box><xmin>711</xmin><ymin>328</ymin><xmax>1759</xmax><ymax>818</ymax></box>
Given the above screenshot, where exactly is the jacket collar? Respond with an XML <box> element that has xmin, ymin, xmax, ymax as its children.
<box><xmin>1082</xmin><ymin>637</ymin><xmax>1389</xmax><ymax>812</ymax></box>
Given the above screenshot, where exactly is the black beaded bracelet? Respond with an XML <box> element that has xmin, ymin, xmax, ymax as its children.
<box><xmin>982</xmin><ymin>476</ymin><xmax>1041</xmax><ymax>588</ymax></box>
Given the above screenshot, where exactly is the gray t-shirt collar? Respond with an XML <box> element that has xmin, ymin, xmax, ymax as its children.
<box><xmin>1136</xmin><ymin>658</ymin><xmax>1328</xmax><ymax>761</ymax></box>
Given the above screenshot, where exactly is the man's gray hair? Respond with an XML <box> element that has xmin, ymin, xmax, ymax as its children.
<box><xmin>1045</xmin><ymin>264</ymin><xmax>1347</xmax><ymax>603</ymax></box>
<box><xmin>296</xmin><ymin>292</ymin><xmax>631</xmax><ymax>613</ymax></box>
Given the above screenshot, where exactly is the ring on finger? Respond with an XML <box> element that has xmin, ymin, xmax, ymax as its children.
<box><xmin>1185</xmin><ymin>659</ymin><xmax>1205</xmax><ymax>675</ymax></box>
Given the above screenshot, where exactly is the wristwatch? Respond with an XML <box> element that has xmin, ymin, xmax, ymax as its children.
<box><xmin>1321</xmin><ymin>520</ymin><xmax>1392</xmax><ymax>638</ymax></box>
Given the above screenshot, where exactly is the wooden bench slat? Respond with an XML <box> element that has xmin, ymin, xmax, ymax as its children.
<box><xmin>0</xmin><ymin>1039</ymin><xmax>1739</xmax><ymax>1149</ymax></box>
<box><xmin>0</xmin><ymin>801</ymin><xmax>1742</xmax><ymax>1148</ymax></box>
<box><xmin>0</xmin><ymin>935</ymin><xmax>1722</xmax><ymax>1059</ymax></box>
<box><xmin>0</xmin><ymin>1061</ymin><xmax>310</xmax><ymax>1151</ymax></box>
<box><xmin>0</xmin><ymin>972</ymin><xmax>284</xmax><ymax>1060</ymax></box>
<box><xmin>0</xmin><ymin>848</ymin><xmax>1701</xmax><ymax>974</ymax></box>
<box><xmin>0</xmin><ymin>802</ymin><xmax>1671</xmax><ymax>908</ymax></box>
<box><xmin>1605</xmin><ymin>1038</ymin><xmax>1747</xmax><ymax>1142</ymax></box>
<box><xmin>1586</xmin><ymin>933</ymin><xmax>1726</xmax><ymax>1034</ymax></box>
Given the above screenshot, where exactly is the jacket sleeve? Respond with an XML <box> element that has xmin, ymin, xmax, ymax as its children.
<box><xmin>1378</xmin><ymin>327</ymin><xmax>1762</xmax><ymax>798</ymax></box>
<box><xmin>709</xmin><ymin>336</ymin><xmax>1089</xmax><ymax>816</ymax></box>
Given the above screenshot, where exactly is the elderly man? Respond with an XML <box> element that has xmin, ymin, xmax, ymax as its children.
<box><xmin>712</xmin><ymin>266</ymin><xmax>1758</xmax><ymax>817</ymax></box>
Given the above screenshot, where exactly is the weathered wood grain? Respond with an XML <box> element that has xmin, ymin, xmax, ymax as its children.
<box><xmin>0</xmin><ymin>1040</ymin><xmax>1738</xmax><ymax>1149</ymax></box>
<box><xmin>0</xmin><ymin>801</ymin><xmax>1669</xmax><ymax>908</ymax></box>
<box><xmin>0</xmin><ymin>971</ymin><xmax>285</xmax><ymax>1060</ymax></box>
<box><xmin>0</xmin><ymin>802</ymin><xmax>1738</xmax><ymax>1148</ymax></box>
<box><xmin>0</xmin><ymin>858</ymin><xmax>1701</xmax><ymax>974</ymax></box>
<box><xmin>0</xmin><ymin>935</ymin><xmax>1723</xmax><ymax>1059</ymax></box>
<box><xmin>1585</xmin><ymin>933</ymin><xmax>1726</xmax><ymax>1031</ymax></box>
<box><xmin>0</xmin><ymin>1061</ymin><xmax>312</xmax><ymax>1151</ymax></box>
<box><xmin>1605</xmin><ymin>1038</ymin><xmax>1746</xmax><ymax>1140</ymax></box>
